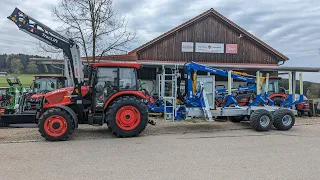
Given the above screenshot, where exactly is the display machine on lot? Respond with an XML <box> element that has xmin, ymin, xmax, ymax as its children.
<box><xmin>21</xmin><ymin>76</ymin><xmax>67</xmax><ymax>111</ymax></box>
<box><xmin>3</xmin><ymin>7</ymin><xmax>313</xmax><ymax>140</ymax></box>
<box><xmin>6</xmin><ymin>7</ymin><xmax>153</xmax><ymax>141</ymax></box>
<box><xmin>153</xmin><ymin>61</ymin><xmax>306</xmax><ymax>132</ymax></box>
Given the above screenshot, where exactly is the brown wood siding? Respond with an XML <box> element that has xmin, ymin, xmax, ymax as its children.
<box><xmin>137</xmin><ymin>15</ymin><xmax>278</xmax><ymax>64</ymax></box>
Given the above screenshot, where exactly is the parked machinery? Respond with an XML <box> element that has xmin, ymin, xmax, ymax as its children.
<box><xmin>4</xmin><ymin>76</ymin><xmax>25</xmax><ymax>114</ymax></box>
<box><xmin>21</xmin><ymin>76</ymin><xmax>67</xmax><ymax>112</ymax></box>
<box><xmin>157</xmin><ymin>61</ymin><xmax>302</xmax><ymax>132</ymax></box>
<box><xmin>7</xmin><ymin>7</ymin><xmax>153</xmax><ymax>141</ymax></box>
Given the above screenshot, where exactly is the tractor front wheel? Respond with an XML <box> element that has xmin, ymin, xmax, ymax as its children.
<box><xmin>106</xmin><ymin>96</ymin><xmax>148</xmax><ymax>137</ymax></box>
<box><xmin>38</xmin><ymin>108</ymin><xmax>74</xmax><ymax>141</ymax></box>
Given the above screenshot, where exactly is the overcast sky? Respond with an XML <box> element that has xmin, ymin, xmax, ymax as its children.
<box><xmin>1</xmin><ymin>0</ymin><xmax>320</xmax><ymax>81</ymax></box>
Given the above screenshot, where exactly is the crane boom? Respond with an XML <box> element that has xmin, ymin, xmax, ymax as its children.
<box><xmin>7</xmin><ymin>7</ymin><xmax>84</xmax><ymax>87</ymax></box>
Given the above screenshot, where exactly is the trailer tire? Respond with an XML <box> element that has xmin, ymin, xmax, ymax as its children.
<box><xmin>106</xmin><ymin>96</ymin><xmax>148</xmax><ymax>138</ymax></box>
<box><xmin>273</xmin><ymin>109</ymin><xmax>295</xmax><ymax>131</ymax></box>
<box><xmin>229</xmin><ymin>116</ymin><xmax>246</xmax><ymax>123</ymax></box>
<box><xmin>249</xmin><ymin>109</ymin><xmax>273</xmax><ymax>131</ymax></box>
<box><xmin>38</xmin><ymin>108</ymin><xmax>74</xmax><ymax>141</ymax></box>
<box><xmin>308</xmin><ymin>111</ymin><xmax>313</xmax><ymax>117</ymax></box>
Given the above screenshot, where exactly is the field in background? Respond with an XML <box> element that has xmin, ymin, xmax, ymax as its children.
<box><xmin>0</xmin><ymin>74</ymin><xmax>62</xmax><ymax>87</ymax></box>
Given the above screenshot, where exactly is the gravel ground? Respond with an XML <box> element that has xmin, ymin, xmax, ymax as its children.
<box><xmin>1</xmin><ymin>116</ymin><xmax>320</xmax><ymax>143</ymax></box>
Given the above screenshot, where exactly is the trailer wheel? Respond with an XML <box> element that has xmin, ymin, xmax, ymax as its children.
<box><xmin>249</xmin><ymin>109</ymin><xmax>273</xmax><ymax>131</ymax></box>
<box><xmin>273</xmin><ymin>109</ymin><xmax>295</xmax><ymax>131</ymax></box>
<box><xmin>38</xmin><ymin>108</ymin><xmax>74</xmax><ymax>141</ymax></box>
<box><xmin>308</xmin><ymin>111</ymin><xmax>313</xmax><ymax>117</ymax></box>
<box><xmin>229</xmin><ymin>116</ymin><xmax>246</xmax><ymax>123</ymax></box>
<box><xmin>106</xmin><ymin>96</ymin><xmax>148</xmax><ymax>138</ymax></box>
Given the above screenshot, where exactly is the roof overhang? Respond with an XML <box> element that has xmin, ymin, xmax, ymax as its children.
<box><xmin>30</xmin><ymin>58</ymin><xmax>320</xmax><ymax>72</ymax></box>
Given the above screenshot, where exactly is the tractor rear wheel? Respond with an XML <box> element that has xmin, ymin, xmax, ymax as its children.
<box><xmin>106</xmin><ymin>96</ymin><xmax>148</xmax><ymax>137</ymax></box>
<box><xmin>273</xmin><ymin>109</ymin><xmax>295</xmax><ymax>130</ymax></box>
<box><xmin>249</xmin><ymin>109</ymin><xmax>273</xmax><ymax>131</ymax></box>
<box><xmin>38</xmin><ymin>108</ymin><xmax>74</xmax><ymax>141</ymax></box>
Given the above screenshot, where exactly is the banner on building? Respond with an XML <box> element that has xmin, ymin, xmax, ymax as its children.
<box><xmin>195</xmin><ymin>43</ymin><xmax>224</xmax><ymax>53</ymax></box>
<box><xmin>226</xmin><ymin>44</ymin><xmax>238</xmax><ymax>54</ymax></box>
<box><xmin>181</xmin><ymin>42</ymin><xmax>194</xmax><ymax>52</ymax></box>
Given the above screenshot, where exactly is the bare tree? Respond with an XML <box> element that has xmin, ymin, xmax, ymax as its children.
<box><xmin>48</xmin><ymin>0</ymin><xmax>136</xmax><ymax>62</ymax></box>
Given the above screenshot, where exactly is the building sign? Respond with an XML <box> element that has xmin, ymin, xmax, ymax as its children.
<box><xmin>182</xmin><ymin>42</ymin><xmax>194</xmax><ymax>52</ymax></box>
<box><xmin>195</xmin><ymin>43</ymin><xmax>224</xmax><ymax>53</ymax></box>
<box><xmin>226</xmin><ymin>44</ymin><xmax>238</xmax><ymax>54</ymax></box>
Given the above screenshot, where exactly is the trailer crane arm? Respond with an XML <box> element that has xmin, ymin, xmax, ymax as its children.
<box><xmin>184</xmin><ymin>62</ymin><xmax>256</xmax><ymax>98</ymax></box>
<box><xmin>7</xmin><ymin>7</ymin><xmax>83</xmax><ymax>87</ymax></box>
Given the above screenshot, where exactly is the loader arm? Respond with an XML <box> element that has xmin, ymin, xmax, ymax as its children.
<box><xmin>7</xmin><ymin>7</ymin><xmax>83</xmax><ymax>87</ymax></box>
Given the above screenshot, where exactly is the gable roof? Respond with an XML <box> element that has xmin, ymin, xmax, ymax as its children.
<box><xmin>130</xmin><ymin>8</ymin><xmax>289</xmax><ymax>61</ymax></box>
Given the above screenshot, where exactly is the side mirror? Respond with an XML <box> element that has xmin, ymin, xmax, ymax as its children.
<box><xmin>50</xmin><ymin>82</ymin><xmax>55</xmax><ymax>89</ymax></box>
<box><xmin>34</xmin><ymin>83</ymin><xmax>40</xmax><ymax>89</ymax></box>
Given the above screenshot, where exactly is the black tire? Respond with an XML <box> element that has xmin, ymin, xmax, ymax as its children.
<box><xmin>249</xmin><ymin>109</ymin><xmax>273</xmax><ymax>131</ymax></box>
<box><xmin>229</xmin><ymin>115</ymin><xmax>246</xmax><ymax>123</ymax></box>
<box><xmin>106</xmin><ymin>96</ymin><xmax>148</xmax><ymax>138</ymax></box>
<box><xmin>38</xmin><ymin>108</ymin><xmax>74</xmax><ymax>141</ymax></box>
<box><xmin>308</xmin><ymin>111</ymin><xmax>313</xmax><ymax>117</ymax></box>
<box><xmin>297</xmin><ymin>110</ymin><xmax>302</xmax><ymax>117</ymax></box>
<box><xmin>273</xmin><ymin>109</ymin><xmax>295</xmax><ymax>130</ymax></box>
<box><xmin>272</xmin><ymin>97</ymin><xmax>285</xmax><ymax>106</ymax></box>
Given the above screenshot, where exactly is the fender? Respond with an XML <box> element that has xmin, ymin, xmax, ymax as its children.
<box><xmin>103</xmin><ymin>91</ymin><xmax>147</xmax><ymax>110</ymax></box>
<box><xmin>269</xmin><ymin>94</ymin><xmax>286</xmax><ymax>99</ymax></box>
<box><xmin>56</xmin><ymin>105</ymin><xmax>79</xmax><ymax>128</ymax></box>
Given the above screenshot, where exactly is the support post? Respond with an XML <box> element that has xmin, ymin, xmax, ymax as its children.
<box><xmin>292</xmin><ymin>71</ymin><xmax>296</xmax><ymax>102</ymax></box>
<box><xmin>222</xmin><ymin>70</ymin><xmax>238</xmax><ymax>108</ymax></box>
<box><xmin>228</xmin><ymin>70</ymin><xmax>232</xmax><ymax>96</ymax></box>
<box><xmin>300</xmin><ymin>72</ymin><xmax>303</xmax><ymax>95</ymax></box>
<box><xmin>265</xmin><ymin>73</ymin><xmax>269</xmax><ymax>94</ymax></box>
<box><xmin>155</xmin><ymin>67</ymin><xmax>159</xmax><ymax>94</ymax></box>
<box><xmin>249</xmin><ymin>71</ymin><xmax>267</xmax><ymax>107</ymax></box>
<box><xmin>256</xmin><ymin>71</ymin><xmax>260</xmax><ymax>95</ymax></box>
<box><xmin>264</xmin><ymin>73</ymin><xmax>274</xmax><ymax>106</ymax></box>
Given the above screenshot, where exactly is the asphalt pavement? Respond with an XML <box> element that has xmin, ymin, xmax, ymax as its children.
<box><xmin>1</xmin><ymin>122</ymin><xmax>320</xmax><ymax>180</ymax></box>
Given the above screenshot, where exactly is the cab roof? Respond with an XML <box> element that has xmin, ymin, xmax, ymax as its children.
<box><xmin>90</xmin><ymin>62</ymin><xmax>141</xmax><ymax>69</ymax></box>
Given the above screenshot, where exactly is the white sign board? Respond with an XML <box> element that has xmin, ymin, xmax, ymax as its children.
<box><xmin>195</xmin><ymin>43</ymin><xmax>224</xmax><ymax>53</ymax></box>
<box><xmin>182</xmin><ymin>42</ymin><xmax>194</xmax><ymax>52</ymax></box>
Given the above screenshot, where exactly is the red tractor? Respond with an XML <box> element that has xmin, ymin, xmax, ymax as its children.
<box><xmin>23</xmin><ymin>76</ymin><xmax>67</xmax><ymax>111</ymax></box>
<box><xmin>265</xmin><ymin>77</ymin><xmax>311</xmax><ymax>117</ymax></box>
<box><xmin>8</xmin><ymin>8</ymin><xmax>151</xmax><ymax>141</ymax></box>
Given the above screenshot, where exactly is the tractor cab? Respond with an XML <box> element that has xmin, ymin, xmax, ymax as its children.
<box><xmin>261</xmin><ymin>76</ymin><xmax>284</xmax><ymax>95</ymax></box>
<box><xmin>90</xmin><ymin>63</ymin><xmax>140</xmax><ymax>110</ymax></box>
<box><xmin>32</xmin><ymin>76</ymin><xmax>67</xmax><ymax>94</ymax></box>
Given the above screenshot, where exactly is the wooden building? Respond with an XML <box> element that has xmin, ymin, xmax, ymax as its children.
<box><xmin>127</xmin><ymin>8</ymin><xmax>288</xmax><ymax>65</ymax></box>
<box><xmin>35</xmin><ymin>8</ymin><xmax>289</xmax><ymax>94</ymax></box>
<box><xmin>85</xmin><ymin>8</ymin><xmax>289</xmax><ymax>94</ymax></box>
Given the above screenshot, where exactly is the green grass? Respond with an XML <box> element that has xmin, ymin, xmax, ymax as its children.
<box><xmin>0</xmin><ymin>74</ymin><xmax>62</xmax><ymax>87</ymax></box>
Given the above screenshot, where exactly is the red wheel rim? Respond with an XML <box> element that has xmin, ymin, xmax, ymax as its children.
<box><xmin>116</xmin><ymin>106</ymin><xmax>141</xmax><ymax>130</ymax></box>
<box><xmin>44</xmin><ymin>115</ymin><xmax>67</xmax><ymax>137</ymax></box>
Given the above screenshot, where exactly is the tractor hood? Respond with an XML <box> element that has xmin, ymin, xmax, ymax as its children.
<box><xmin>30</xmin><ymin>93</ymin><xmax>44</xmax><ymax>99</ymax></box>
<box><xmin>43</xmin><ymin>86</ymin><xmax>90</xmax><ymax>107</ymax></box>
